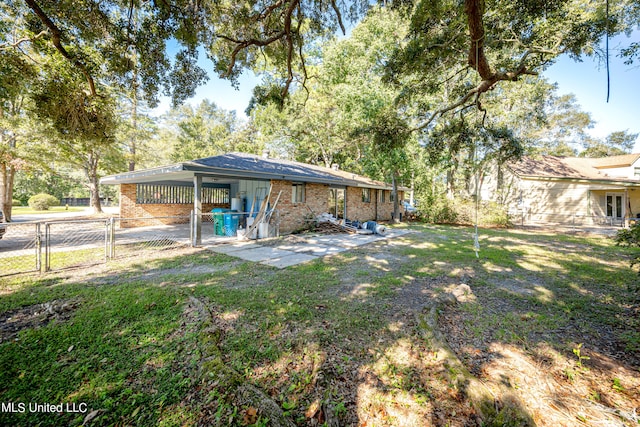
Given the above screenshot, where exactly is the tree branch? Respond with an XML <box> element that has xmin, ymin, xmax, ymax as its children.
<box><xmin>0</xmin><ymin>30</ymin><xmax>48</xmax><ymax>50</ymax></box>
<box><xmin>411</xmin><ymin>0</ymin><xmax>546</xmax><ymax>133</ymax></box>
<box><xmin>23</xmin><ymin>0</ymin><xmax>97</xmax><ymax>97</ymax></box>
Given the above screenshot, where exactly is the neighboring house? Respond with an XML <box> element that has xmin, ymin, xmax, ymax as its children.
<box><xmin>100</xmin><ymin>152</ymin><xmax>405</xmax><ymax>238</ymax></box>
<box><xmin>480</xmin><ymin>154</ymin><xmax>640</xmax><ymax>226</ymax></box>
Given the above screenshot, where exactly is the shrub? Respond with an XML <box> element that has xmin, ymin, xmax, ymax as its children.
<box><xmin>12</xmin><ymin>199</ymin><xmax>21</xmax><ymax>207</ymax></box>
<box><xmin>28</xmin><ymin>193</ymin><xmax>60</xmax><ymax>211</ymax></box>
<box><xmin>418</xmin><ymin>197</ymin><xmax>510</xmax><ymax>228</ymax></box>
<box><xmin>615</xmin><ymin>223</ymin><xmax>640</xmax><ymax>301</ymax></box>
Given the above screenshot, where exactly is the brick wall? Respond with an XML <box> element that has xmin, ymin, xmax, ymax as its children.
<box><xmin>270</xmin><ymin>180</ymin><xmax>329</xmax><ymax>234</ymax></box>
<box><xmin>119</xmin><ymin>182</ymin><xmax>403</xmax><ymax>231</ymax></box>
<box><xmin>345</xmin><ymin>188</ymin><xmax>403</xmax><ymax>222</ymax></box>
<box><xmin>119</xmin><ymin>184</ymin><xmax>228</xmax><ymax>227</ymax></box>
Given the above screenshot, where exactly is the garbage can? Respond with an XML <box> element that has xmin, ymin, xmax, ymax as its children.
<box><xmin>212</xmin><ymin>208</ymin><xmax>230</xmax><ymax>236</ymax></box>
<box><xmin>223</xmin><ymin>211</ymin><xmax>241</xmax><ymax>237</ymax></box>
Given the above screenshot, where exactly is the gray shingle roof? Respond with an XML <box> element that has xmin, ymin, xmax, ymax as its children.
<box><xmin>102</xmin><ymin>152</ymin><xmax>400</xmax><ymax>190</ymax></box>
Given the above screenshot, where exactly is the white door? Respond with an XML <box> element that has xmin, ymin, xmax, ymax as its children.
<box><xmin>606</xmin><ymin>193</ymin><xmax>625</xmax><ymax>219</ymax></box>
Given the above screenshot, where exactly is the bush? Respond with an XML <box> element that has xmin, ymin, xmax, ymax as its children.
<box><xmin>615</xmin><ymin>223</ymin><xmax>640</xmax><ymax>301</ymax></box>
<box><xmin>418</xmin><ymin>197</ymin><xmax>510</xmax><ymax>228</ymax></box>
<box><xmin>12</xmin><ymin>199</ymin><xmax>21</xmax><ymax>207</ymax></box>
<box><xmin>28</xmin><ymin>193</ymin><xmax>60</xmax><ymax>211</ymax></box>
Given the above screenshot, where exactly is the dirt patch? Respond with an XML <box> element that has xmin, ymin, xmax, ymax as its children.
<box><xmin>0</xmin><ymin>298</ymin><xmax>81</xmax><ymax>343</ymax></box>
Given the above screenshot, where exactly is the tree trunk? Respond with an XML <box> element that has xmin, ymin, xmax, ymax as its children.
<box><xmin>129</xmin><ymin>57</ymin><xmax>139</xmax><ymax>172</ymax></box>
<box><xmin>0</xmin><ymin>162</ymin><xmax>15</xmax><ymax>222</ymax></box>
<box><xmin>0</xmin><ymin>117</ymin><xmax>16</xmax><ymax>221</ymax></box>
<box><xmin>409</xmin><ymin>170</ymin><xmax>415</xmax><ymax>206</ymax></box>
<box><xmin>446</xmin><ymin>169</ymin><xmax>456</xmax><ymax>200</ymax></box>
<box><xmin>392</xmin><ymin>173</ymin><xmax>400</xmax><ymax>223</ymax></box>
<box><xmin>86</xmin><ymin>156</ymin><xmax>102</xmax><ymax>214</ymax></box>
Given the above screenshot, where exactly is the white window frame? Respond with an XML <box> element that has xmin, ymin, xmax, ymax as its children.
<box><xmin>605</xmin><ymin>192</ymin><xmax>625</xmax><ymax>219</ymax></box>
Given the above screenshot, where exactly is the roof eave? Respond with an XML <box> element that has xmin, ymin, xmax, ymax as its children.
<box><xmin>100</xmin><ymin>164</ymin><xmax>186</xmax><ymax>184</ymax></box>
<box><xmin>518</xmin><ymin>174</ymin><xmax>640</xmax><ymax>187</ymax></box>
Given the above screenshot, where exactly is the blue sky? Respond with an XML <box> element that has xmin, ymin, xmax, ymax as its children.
<box><xmin>543</xmin><ymin>32</ymin><xmax>640</xmax><ymax>150</ymax></box>
<box><xmin>153</xmin><ymin>33</ymin><xmax>640</xmax><ymax>151</ymax></box>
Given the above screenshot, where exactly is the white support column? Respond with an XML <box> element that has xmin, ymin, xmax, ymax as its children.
<box><xmin>193</xmin><ymin>175</ymin><xmax>202</xmax><ymax>246</ymax></box>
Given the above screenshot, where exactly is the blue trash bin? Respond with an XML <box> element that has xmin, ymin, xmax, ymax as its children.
<box><xmin>223</xmin><ymin>211</ymin><xmax>241</xmax><ymax>237</ymax></box>
<box><xmin>212</xmin><ymin>208</ymin><xmax>230</xmax><ymax>236</ymax></box>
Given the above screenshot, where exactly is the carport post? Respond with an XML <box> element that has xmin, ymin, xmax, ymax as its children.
<box><xmin>193</xmin><ymin>174</ymin><xmax>202</xmax><ymax>246</ymax></box>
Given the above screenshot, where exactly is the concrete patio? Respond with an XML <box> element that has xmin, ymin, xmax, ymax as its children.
<box><xmin>206</xmin><ymin>229</ymin><xmax>412</xmax><ymax>268</ymax></box>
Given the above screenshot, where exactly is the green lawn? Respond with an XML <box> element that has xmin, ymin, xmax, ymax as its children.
<box><xmin>0</xmin><ymin>224</ymin><xmax>638</xmax><ymax>426</ymax></box>
<box><xmin>11</xmin><ymin>206</ymin><xmax>88</xmax><ymax>215</ymax></box>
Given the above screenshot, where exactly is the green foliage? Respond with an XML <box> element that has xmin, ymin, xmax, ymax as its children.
<box><xmin>14</xmin><ymin>170</ymin><xmax>87</xmax><ymax>205</ymax></box>
<box><xmin>11</xmin><ymin>199</ymin><xmax>21</xmax><ymax>207</ymax></box>
<box><xmin>579</xmin><ymin>130</ymin><xmax>639</xmax><ymax>158</ymax></box>
<box><xmin>418</xmin><ymin>197</ymin><xmax>509</xmax><ymax>227</ymax></box>
<box><xmin>615</xmin><ymin>223</ymin><xmax>640</xmax><ymax>301</ymax></box>
<box><xmin>27</xmin><ymin>193</ymin><xmax>59</xmax><ymax>211</ymax></box>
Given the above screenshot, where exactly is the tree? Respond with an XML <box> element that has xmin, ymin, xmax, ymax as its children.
<box><xmin>580</xmin><ymin>130</ymin><xmax>639</xmax><ymax>158</ymax></box>
<box><xmin>386</xmin><ymin>0</ymin><xmax>637</xmax><ymax>131</ymax></box>
<box><xmin>155</xmin><ymin>100</ymin><xmax>263</xmax><ymax>163</ymax></box>
<box><xmin>31</xmin><ymin>58</ymin><xmax>125</xmax><ymax>213</ymax></box>
<box><xmin>0</xmin><ymin>22</ymin><xmax>39</xmax><ymax>221</ymax></box>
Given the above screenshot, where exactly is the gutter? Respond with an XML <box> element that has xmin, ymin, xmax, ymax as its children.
<box><xmin>101</xmin><ymin>162</ymin><xmax>397</xmax><ymax>191</ymax></box>
<box><xmin>517</xmin><ymin>174</ymin><xmax>640</xmax><ymax>188</ymax></box>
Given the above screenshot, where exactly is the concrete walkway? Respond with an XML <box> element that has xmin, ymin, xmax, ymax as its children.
<box><xmin>206</xmin><ymin>229</ymin><xmax>412</xmax><ymax>268</ymax></box>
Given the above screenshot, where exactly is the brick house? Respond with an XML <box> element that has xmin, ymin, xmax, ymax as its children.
<box><xmin>101</xmin><ymin>152</ymin><xmax>405</xmax><ymax>240</ymax></box>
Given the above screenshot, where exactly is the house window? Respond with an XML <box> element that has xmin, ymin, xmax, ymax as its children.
<box><xmin>380</xmin><ymin>190</ymin><xmax>386</xmax><ymax>203</ymax></box>
<box><xmin>390</xmin><ymin>191</ymin><xmax>396</xmax><ymax>203</ymax></box>
<box><xmin>362</xmin><ymin>188</ymin><xmax>371</xmax><ymax>203</ymax></box>
<box><xmin>634</xmin><ymin>167</ymin><xmax>640</xmax><ymax>178</ymax></box>
<box><xmin>292</xmin><ymin>183</ymin><xmax>305</xmax><ymax>203</ymax></box>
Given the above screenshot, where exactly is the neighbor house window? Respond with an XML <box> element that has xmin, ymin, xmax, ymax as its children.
<box><xmin>380</xmin><ymin>190</ymin><xmax>386</xmax><ymax>203</ymax></box>
<box><xmin>292</xmin><ymin>183</ymin><xmax>305</xmax><ymax>203</ymax></box>
<box><xmin>136</xmin><ymin>184</ymin><xmax>229</xmax><ymax>204</ymax></box>
<box><xmin>635</xmin><ymin>167</ymin><xmax>640</xmax><ymax>178</ymax></box>
<box><xmin>362</xmin><ymin>188</ymin><xmax>371</xmax><ymax>203</ymax></box>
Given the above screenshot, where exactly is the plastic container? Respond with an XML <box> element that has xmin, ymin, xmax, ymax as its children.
<box><xmin>245</xmin><ymin>217</ymin><xmax>257</xmax><ymax>239</ymax></box>
<box><xmin>212</xmin><ymin>208</ymin><xmax>230</xmax><ymax>236</ymax></box>
<box><xmin>258</xmin><ymin>223</ymin><xmax>270</xmax><ymax>239</ymax></box>
<box><xmin>223</xmin><ymin>211</ymin><xmax>241</xmax><ymax>237</ymax></box>
<box><xmin>231</xmin><ymin>197</ymin><xmax>243</xmax><ymax>212</ymax></box>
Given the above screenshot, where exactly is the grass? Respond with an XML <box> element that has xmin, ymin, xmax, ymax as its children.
<box><xmin>11</xmin><ymin>206</ymin><xmax>88</xmax><ymax>215</ymax></box>
<box><xmin>0</xmin><ymin>224</ymin><xmax>638</xmax><ymax>426</ymax></box>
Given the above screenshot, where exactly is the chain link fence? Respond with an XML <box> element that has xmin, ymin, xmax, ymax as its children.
<box><xmin>0</xmin><ymin>210</ymin><xmax>281</xmax><ymax>278</ymax></box>
<box><xmin>0</xmin><ymin>222</ymin><xmax>42</xmax><ymax>277</ymax></box>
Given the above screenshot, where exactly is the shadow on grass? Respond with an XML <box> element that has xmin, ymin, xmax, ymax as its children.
<box><xmin>0</xmin><ymin>224</ymin><xmax>637</xmax><ymax>426</ymax></box>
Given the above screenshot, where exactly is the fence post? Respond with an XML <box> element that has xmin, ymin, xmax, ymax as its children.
<box><xmin>110</xmin><ymin>217</ymin><xmax>116</xmax><ymax>259</ymax></box>
<box><xmin>104</xmin><ymin>220</ymin><xmax>109</xmax><ymax>262</ymax></box>
<box><xmin>35</xmin><ymin>223</ymin><xmax>42</xmax><ymax>273</ymax></box>
<box><xmin>190</xmin><ymin>210</ymin><xmax>194</xmax><ymax>247</ymax></box>
<box><xmin>44</xmin><ymin>223</ymin><xmax>51</xmax><ymax>272</ymax></box>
